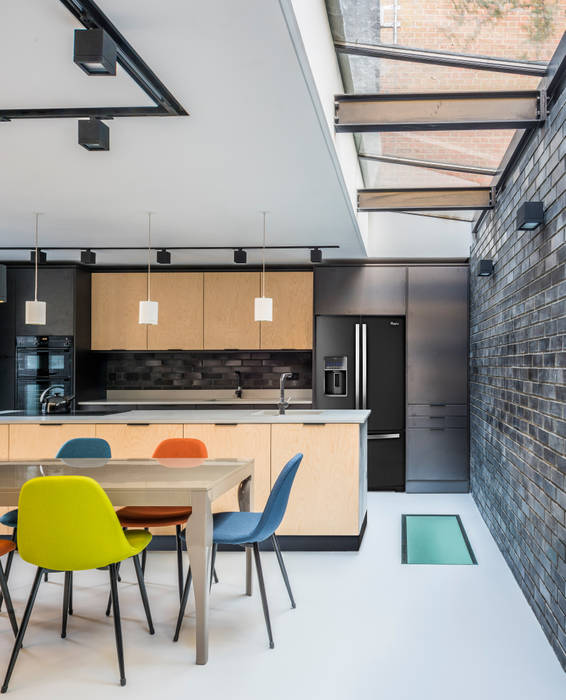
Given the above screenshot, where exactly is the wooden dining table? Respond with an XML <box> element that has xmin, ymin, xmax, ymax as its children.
<box><xmin>0</xmin><ymin>456</ymin><xmax>255</xmax><ymax>665</ymax></box>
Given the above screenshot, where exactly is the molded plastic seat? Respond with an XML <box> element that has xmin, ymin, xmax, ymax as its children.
<box><xmin>0</xmin><ymin>511</ymin><xmax>18</xmax><ymax>528</ymax></box>
<box><xmin>175</xmin><ymin>453</ymin><xmax>303</xmax><ymax>648</ymax></box>
<box><xmin>56</xmin><ymin>437</ymin><xmax>112</xmax><ymax>460</ymax></box>
<box><xmin>1</xmin><ymin>475</ymin><xmax>154</xmax><ymax>693</ymax></box>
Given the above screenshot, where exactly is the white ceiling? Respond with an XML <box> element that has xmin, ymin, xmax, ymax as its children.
<box><xmin>0</xmin><ymin>0</ymin><xmax>365</xmax><ymax>266</ymax></box>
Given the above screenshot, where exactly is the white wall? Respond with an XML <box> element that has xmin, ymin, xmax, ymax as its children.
<box><xmin>367</xmin><ymin>212</ymin><xmax>473</xmax><ymax>258</ymax></box>
<box><xmin>282</xmin><ymin>0</ymin><xmax>368</xmax><ymax>250</ymax></box>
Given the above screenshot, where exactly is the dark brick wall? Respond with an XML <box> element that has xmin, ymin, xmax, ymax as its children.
<box><xmin>470</xmin><ymin>87</ymin><xmax>566</xmax><ymax>669</ymax></box>
<box><xmin>102</xmin><ymin>351</ymin><xmax>312</xmax><ymax>391</ymax></box>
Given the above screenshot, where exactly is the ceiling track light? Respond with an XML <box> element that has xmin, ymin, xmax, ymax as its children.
<box><xmin>310</xmin><ymin>248</ymin><xmax>323</xmax><ymax>264</ymax></box>
<box><xmin>234</xmin><ymin>248</ymin><xmax>247</xmax><ymax>264</ymax></box>
<box><xmin>73</xmin><ymin>28</ymin><xmax>117</xmax><ymax>76</ymax></box>
<box><xmin>81</xmin><ymin>249</ymin><xmax>96</xmax><ymax>265</ymax></box>
<box><xmin>156</xmin><ymin>248</ymin><xmax>171</xmax><ymax>264</ymax></box>
<box><xmin>78</xmin><ymin>117</ymin><xmax>109</xmax><ymax>151</ymax></box>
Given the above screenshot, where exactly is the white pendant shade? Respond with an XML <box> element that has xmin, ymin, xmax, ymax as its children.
<box><xmin>139</xmin><ymin>300</ymin><xmax>159</xmax><ymax>325</ymax></box>
<box><xmin>25</xmin><ymin>300</ymin><xmax>46</xmax><ymax>325</ymax></box>
<box><xmin>254</xmin><ymin>296</ymin><xmax>272</xmax><ymax>322</ymax></box>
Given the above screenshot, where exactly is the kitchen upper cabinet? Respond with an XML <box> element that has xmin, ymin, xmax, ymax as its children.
<box><xmin>182</xmin><ymin>423</ymin><xmax>271</xmax><ymax>513</ymax></box>
<box><xmin>270</xmin><ymin>423</ymin><xmax>360</xmax><ymax>536</ymax></box>
<box><xmin>407</xmin><ymin>266</ymin><xmax>468</xmax><ymax>404</ymax></box>
<box><xmin>14</xmin><ymin>267</ymin><xmax>76</xmax><ymax>335</ymax></box>
<box><xmin>260</xmin><ymin>271</ymin><xmax>313</xmax><ymax>349</ymax></box>
<box><xmin>203</xmin><ymin>272</ymin><xmax>260</xmax><ymax>350</ymax></box>
<box><xmin>147</xmin><ymin>273</ymin><xmax>204</xmax><ymax>350</ymax></box>
<box><xmin>315</xmin><ymin>266</ymin><xmax>407</xmax><ymax>315</ymax></box>
<box><xmin>9</xmin><ymin>423</ymin><xmax>96</xmax><ymax>459</ymax></box>
<box><xmin>91</xmin><ymin>273</ymin><xmax>148</xmax><ymax>350</ymax></box>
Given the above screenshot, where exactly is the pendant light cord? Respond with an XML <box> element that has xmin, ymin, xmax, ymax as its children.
<box><xmin>261</xmin><ymin>211</ymin><xmax>267</xmax><ymax>297</ymax></box>
<box><xmin>34</xmin><ymin>212</ymin><xmax>40</xmax><ymax>301</ymax></box>
<box><xmin>147</xmin><ymin>212</ymin><xmax>152</xmax><ymax>301</ymax></box>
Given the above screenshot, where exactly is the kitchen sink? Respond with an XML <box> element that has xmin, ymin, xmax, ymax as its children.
<box><xmin>251</xmin><ymin>410</ymin><xmax>323</xmax><ymax>416</ymax></box>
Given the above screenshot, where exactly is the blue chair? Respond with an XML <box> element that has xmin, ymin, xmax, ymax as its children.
<box><xmin>174</xmin><ymin>453</ymin><xmax>303</xmax><ymax>648</ymax></box>
<box><xmin>0</xmin><ymin>437</ymin><xmax>113</xmax><ymax>611</ymax></box>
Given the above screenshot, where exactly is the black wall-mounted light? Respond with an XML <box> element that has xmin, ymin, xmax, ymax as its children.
<box><xmin>73</xmin><ymin>28</ymin><xmax>117</xmax><ymax>76</ymax></box>
<box><xmin>156</xmin><ymin>248</ymin><xmax>171</xmax><ymax>264</ymax></box>
<box><xmin>234</xmin><ymin>248</ymin><xmax>247</xmax><ymax>264</ymax></box>
<box><xmin>517</xmin><ymin>201</ymin><xmax>544</xmax><ymax>230</ymax></box>
<box><xmin>30</xmin><ymin>249</ymin><xmax>47</xmax><ymax>264</ymax></box>
<box><xmin>0</xmin><ymin>265</ymin><xmax>6</xmax><ymax>303</ymax></box>
<box><xmin>78</xmin><ymin>118</ymin><xmax>109</xmax><ymax>151</ymax></box>
<box><xmin>477</xmin><ymin>259</ymin><xmax>494</xmax><ymax>277</ymax></box>
<box><xmin>310</xmin><ymin>248</ymin><xmax>323</xmax><ymax>263</ymax></box>
<box><xmin>80</xmin><ymin>249</ymin><xmax>96</xmax><ymax>265</ymax></box>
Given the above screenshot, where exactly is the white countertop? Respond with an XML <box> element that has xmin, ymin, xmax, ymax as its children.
<box><xmin>0</xmin><ymin>409</ymin><xmax>370</xmax><ymax>425</ymax></box>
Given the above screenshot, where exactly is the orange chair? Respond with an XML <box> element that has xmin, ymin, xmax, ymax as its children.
<box><xmin>115</xmin><ymin>438</ymin><xmax>209</xmax><ymax>601</ymax></box>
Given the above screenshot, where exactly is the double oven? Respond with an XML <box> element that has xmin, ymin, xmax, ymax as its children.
<box><xmin>16</xmin><ymin>336</ymin><xmax>73</xmax><ymax>414</ymax></box>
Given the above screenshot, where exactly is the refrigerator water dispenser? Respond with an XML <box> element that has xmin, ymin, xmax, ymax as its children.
<box><xmin>324</xmin><ymin>356</ymin><xmax>347</xmax><ymax>396</ymax></box>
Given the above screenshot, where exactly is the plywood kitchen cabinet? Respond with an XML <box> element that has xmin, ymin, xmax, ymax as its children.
<box><xmin>260</xmin><ymin>271</ymin><xmax>313</xmax><ymax>349</ymax></box>
<box><xmin>91</xmin><ymin>273</ymin><xmax>148</xmax><ymax>350</ymax></box>
<box><xmin>270</xmin><ymin>423</ymin><xmax>360</xmax><ymax>535</ymax></box>
<box><xmin>147</xmin><ymin>273</ymin><xmax>204</xmax><ymax>350</ymax></box>
<box><xmin>94</xmin><ymin>424</ymin><xmax>183</xmax><ymax>458</ymax></box>
<box><xmin>203</xmin><ymin>272</ymin><xmax>260</xmax><ymax>349</ymax></box>
<box><xmin>9</xmin><ymin>423</ymin><xmax>96</xmax><ymax>459</ymax></box>
<box><xmin>183</xmin><ymin>423</ymin><xmax>271</xmax><ymax>513</ymax></box>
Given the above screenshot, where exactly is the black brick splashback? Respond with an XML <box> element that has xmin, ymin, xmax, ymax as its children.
<box><xmin>103</xmin><ymin>351</ymin><xmax>312</xmax><ymax>390</ymax></box>
<box><xmin>470</xmin><ymin>86</ymin><xmax>566</xmax><ymax>669</ymax></box>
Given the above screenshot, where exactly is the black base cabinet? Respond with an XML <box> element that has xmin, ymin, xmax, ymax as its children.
<box><xmin>406</xmin><ymin>426</ymin><xmax>468</xmax><ymax>493</ymax></box>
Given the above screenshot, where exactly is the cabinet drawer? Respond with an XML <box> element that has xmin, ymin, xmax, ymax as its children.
<box><xmin>406</xmin><ymin>427</ymin><xmax>468</xmax><ymax>482</ymax></box>
<box><xmin>94</xmin><ymin>424</ymin><xmax>183</xmax><ymax>458</ymax></box>
<box><xmin>407</xmin><ymin>404</ymin><xmax>467</xmax><ymax>417</ymax></box>
<box><xmin>407</xmin><ymin>415</ymin><xmax>467</xmax><ymax>428</ymax></box>
<box><xmin>9</xmin><ymin>423</ymin><xmax>96</xmax><ymax>459</ymax></box>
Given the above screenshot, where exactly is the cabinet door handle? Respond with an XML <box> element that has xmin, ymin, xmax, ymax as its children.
<box><xmin>304</xmin><ymin>423</ymin><xmax>326</xmax><ymax>426</ymax></box>
<box><xmin>126</xmin><ymin>423</ymin><xmax>150</xmax><ymax>426</ymax></box>
<box><xmin>368</xmin><ymin>433</ymin><xmax>400</xmax><ymax>440</ymax></box>
<box><xmin>429</xmin><ymin>403</ymin><xmax>446</xmax><ymax>407</ymax></box>
<box><xmin>430</xmin><ymin>428</ymin><xmax>445</xmax><ymax>431</ymax></box>
<box><xmin>214</xmin><ymin>423</ymin><xmax>238</xmax><ymax>426</ymax></box>
<box><xmin>39</xmin><ymin>423</ymin><xmax>62</xmax><ymax>426</ymax></box>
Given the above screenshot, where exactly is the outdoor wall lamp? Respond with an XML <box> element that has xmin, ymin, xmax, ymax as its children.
<box><xmin>477</xmin><ymin>260</ymin><xmax>494</xmax><ymax>277</ymax></box>
<box><xmin>517</xmin><ymin>201</ymin><xmax>544</xmax><ymax>230</ymax></box>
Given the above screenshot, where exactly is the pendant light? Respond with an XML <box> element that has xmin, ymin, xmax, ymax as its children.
<box><xmin>25</xmin><ymin>213</ymin><xmax>46</xmax><ymax>325</ymax></box>
<box><xmin>254</xmin><ymin>211</ymin><xmax>272</xmax><ymax>322</ymax></box>
<box><xmin>139</xmin><ymin>212</ymin><xmax>158</xmax><ymax>325</ymax></box>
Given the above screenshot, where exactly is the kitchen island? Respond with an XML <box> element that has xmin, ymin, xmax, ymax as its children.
<box><xmin>0</xmin><ymin>409</ymin><xmax>369</xmax><ymax>549</ymax></box>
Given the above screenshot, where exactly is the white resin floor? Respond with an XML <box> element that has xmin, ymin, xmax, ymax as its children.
<box><xmin>0</xmin><ymin>493</ymin><xmax>564</xmax><ymax>699</ymax></box>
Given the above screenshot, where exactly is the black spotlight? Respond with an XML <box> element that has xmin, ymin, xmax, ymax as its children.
<box><xmin>30</xmin><ymin>250</ymin><xmax>47</xmax><ymax>264</ymax></box>
<box><xmin>310</xmin><ymin>248</ymin><xmax>322</xmax><ymax>264</ymax></box>
<box><xmin>516</xmin><ymin>201</ymin><xmax>544</xmax><ymax>230</ymax></box>
<box><xmin>234</xmin><ymin>248</ymin><xmax>247</xmax><ymax>264</ymax></box>
<box><xmin>73</xmin><ymin>28</ymin><xmax>117</xmax><ymax>76</ymax></box>
<box><xmin>477</xmin><ymin>259</ymin><xmax>494</xmax><ymax>277</ymax></box>
<box><xmin>78</xmin><ymin>118</ymin><xmax>109</xmax><ymax>151</ymax></box>
<box><xmin>157</xmin><ymin>248</ymin><xmax>171</xmax><ymax>264</ymax></box>
<box><xmin>81</xmin><ymin>249</ymin><xmax>96</xmax><ymax>265</ymax></box>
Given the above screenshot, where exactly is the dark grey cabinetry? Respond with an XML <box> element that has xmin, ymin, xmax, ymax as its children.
<box><xmin>315</xmin><ymin>266</ymin><xmax>406</xmax><ymax>315</ymax></box>
<box><xmin>406</xmin><ymin>266</ymin><xmax>469</xmax><ymax>493</ymax></box>
<box><xmin>13</xmin><ymin>267</ymin><xmax>76</xmax><ymax>335</ymax></box>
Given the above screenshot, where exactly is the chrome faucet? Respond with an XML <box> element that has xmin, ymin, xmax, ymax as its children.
<box><xmin>234</xmin><ymin>371</ymin><xmax>243</xmax><ymax>399</ymax></box>
<box><xmin>278</xmin><ymin>372</ymin><xmax>293</xmax><ymax>415</ymax></box>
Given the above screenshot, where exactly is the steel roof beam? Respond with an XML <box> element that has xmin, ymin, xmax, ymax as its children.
<box><xmin>358</xmin><ymin>152</ymin><xmax>498</xmax><ymax>177</ymax></box>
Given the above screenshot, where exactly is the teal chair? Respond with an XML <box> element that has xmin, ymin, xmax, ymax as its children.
<box><xmin>174</xmin><ymin>453</ymin><xmax>303</xmax><ymax>648</ymax></box>
<box><xmin>0</xmin><ymin>475</ymin><xmax>153</xmax><ymax>692</ymax></box>
<box><xmin>0</xmin><ymin>437</ymin><xmax>113</xmax><ymax>610</ymax></box>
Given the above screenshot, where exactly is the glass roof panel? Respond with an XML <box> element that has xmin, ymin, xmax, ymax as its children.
<box><xmin>360</xmin><ymin>158</ymin><xmax>493</xmax><ymax>189</ymax></box>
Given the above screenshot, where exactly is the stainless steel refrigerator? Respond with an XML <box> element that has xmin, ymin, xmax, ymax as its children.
<box><xmin>314</xmin><ymin>315</ymin><xmax>405</xmax><ymax>491</ymax></box>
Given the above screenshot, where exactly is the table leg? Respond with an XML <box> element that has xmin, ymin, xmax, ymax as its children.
<box><xmin>185</xmin><ymin>491</ymin><xmax>213</xmax><ymax>665</ymax></box>
<box><xmin>238</xmin><ymin>475</ymin><xmax>254</xmax><ymax>596</ymax></box>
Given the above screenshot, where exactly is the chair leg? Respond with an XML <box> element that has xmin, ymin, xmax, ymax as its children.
<box><xmin>173</xmin><ymin>567</ymin><xmax>192</xmax><ymax>642</ymax></box>
<box><xmin>61</xmin><ymin>572</ymin><xmax>72</xmax><ymax>638</ymax></box>
<box><xmin>175</xmin><ymin>525</ymin><xmax>184</xmax><ymax>602</ymax></box>
<box><xmin>44</xmin><ymin>572</ymin><xmax>48</xmax><ymax>583</ymax></box>
<box><xmin>109</xmin><ymin>563</ymin><xmax>126</xmax><ymax>687</ymax></box>
<box><xmin>252</xmin><ymin>542</ymin><xmax>274</xmax><ymax>649</ymax></box>
<box><xmin>1</xmin><ymin>567</ymin><xmax>44</xmax><ymax>694</ymax></box>
<box><xmin>213</xmin><ymin>567</ymin><xmax>219</xmax><ymax>584</ymax></box>
<box><xmin>271</xmin><ymin>535</ymin><xmax>295</xmax><ymax>608</ymax></box>
<box><xmin>209</xmin><ymin>544</ymin><xmax>217</xmax><ymax>592</ymax></box>
<box><xmin>68</xmin><ymin>571</ymin><xmax>73</xmax><ymax>615</ymax></box>
<box><xmin>0</xmin><ymin>560</ymin><xmax>18</xmax><ymax>638</ymax></box>
<box><xmin>106</xmin><ymin>561</ymin><xmax>121</xmax><ymax>617</ymax></box>
<box><xmin>141</xmin><ymin>529</ymin><xmax>149</xmax><ymax>575</ymax></box>
<box><xmin>132</xmin><ymin>554</ymin><xmax>154</xmax><ymax>635</ymax></box>
<box><xmin>0</xmin><ymin>530</ymin><xmax>16</xmax><ymax>613</ymax></box>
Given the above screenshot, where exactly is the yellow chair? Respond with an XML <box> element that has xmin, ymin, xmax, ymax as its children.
<box><xmin>1</xmin><ymin>475</ymin><xmax>154</xmax><ymax>693</ymax></box>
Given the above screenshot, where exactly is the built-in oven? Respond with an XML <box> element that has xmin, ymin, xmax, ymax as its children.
<box><xmin>16</xmin><ymin>336</ymin><xmax>73</xmax><ymax>414</ymax></box>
